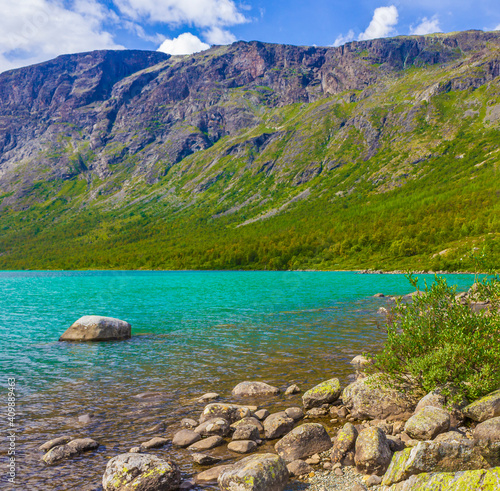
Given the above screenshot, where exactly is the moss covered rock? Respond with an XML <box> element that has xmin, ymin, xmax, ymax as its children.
<box><xmin>404</xmin><ymin>406</ymin><xmax>450</xmax><ymax>440</ymax></box>
<box><xmin>342</xmin><ymin>374</ymin><xmax>415</xmax><ymax>421</ymax></box>
<box><xmin>275</xmin><ymin>423</ymin><xmax>332</xmax><ymax>462</ymax></box>
<box><xmin>102</xmin><ymin>453</ymin><xmax>180</xmax><ymax>490</ymax></box>
<box><xmin>331</xmin><ymin>422</ymin><xmax>358</xmax><ymax>463</ymax></box>
<box><xmin>302</xmin><ymin>378</ymin><xmax>341</xmax><ymax>409</ymax></box>
<box><xmin>218</xmin><ymin>453</ymin><xmax>289</xmax><ymax>491</ymax></box>
<box><xmin>386</xmin><ymin>467</ymin><xmax>500</xmax><ymax>490</ymax></box>
<box><xmin>463</xmin><ymin>389</ymin><xmax>500</xmax><ymax>422</ymax></box>
<box><xmin>354</xmin><ymin>427</ymin><xmax>392</xmax><ymax>475</ymax></box>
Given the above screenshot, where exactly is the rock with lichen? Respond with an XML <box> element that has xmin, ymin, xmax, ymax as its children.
<box><xmin>462</xmin><ymin>389</ymin><xmax>500</xmax><ymax>422</ymax></box>
<box><xmin>302</xmin><ymin>378</ymin><xmax>342</xmax><ymax>409</ymax></box>
<box><xmin>102</xmin><ymin>453</ymin><xmax>180</xmax><ymax>490</ymax></box>
<box><xmin>355</xmin><ymin>427</ymin><xmax>392</xmax><ymax>475</ymax></box>
<box><xmin>275</xmin><ymin>423</ymin><xmax>332</xmax><ymax>462</ymax></box>
<box><xmin>331</xmin><ymin>422</ymin><xmax>358</xmax><ymax>463</ymax></box>
<box><xmin>404</xmin><ymin>406</ymin><xmax>450</xmax><ymax>441</ymax></box>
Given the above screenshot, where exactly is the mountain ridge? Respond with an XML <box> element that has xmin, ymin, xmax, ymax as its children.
<box><xmin>0</xmin><ymin>30</ymin><xmax>499</xmax><ymax>271</ymax></box>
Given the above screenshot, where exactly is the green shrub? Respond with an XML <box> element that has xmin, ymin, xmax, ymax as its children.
<box><xmin>373</xmin><ymin>274</ymin><xmax>500</xmax><ymax>404</ymax></box>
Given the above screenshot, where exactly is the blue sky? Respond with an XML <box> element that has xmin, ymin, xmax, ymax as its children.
<box><xmin>1</xmin><ymin>0</ymin><xmax>500</xmax><ymax>73</ymax></box>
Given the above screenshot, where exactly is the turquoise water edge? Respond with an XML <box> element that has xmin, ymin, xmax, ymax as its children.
<box><xmin>0</xmin><ymin>271</ymin><xmax>477</xmax><ymax>489</ymax></box>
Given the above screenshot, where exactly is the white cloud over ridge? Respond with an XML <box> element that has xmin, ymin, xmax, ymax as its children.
<box><xmin>359</xmin><ymin>5</ymin><xmax>399</xmax><ymax>41</ymax></box>
<box><xmin>332</xmin><ymin>29</ymin><xmax>355</xmax><ymax>47</ymax></box>
<box><xmin>0</xmin><ymin>0</ymin><xmax>121</xmax><ymax>73</ymax></box>
<box><xmin>410</xmin><ymin>16</ymin><xmax>442</xmax><ymax>35</ymax></box>
<box><xmin>204</xmin><ymin>26</ymin><xmax>237</xmax><ymax>45</ymax></box>
<box><xmin>158</xmin><ymin>32</ymin><xmax>210</xmax><ymax>55</ymax></box>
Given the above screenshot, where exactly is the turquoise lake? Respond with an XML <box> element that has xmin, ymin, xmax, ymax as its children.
<box><xmin>0</xmin><ymin>271</ymin><xmax>477</xmax><ymax>489</ymax></box>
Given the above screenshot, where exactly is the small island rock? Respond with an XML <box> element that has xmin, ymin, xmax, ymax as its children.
<box><xmin>232</xmin><ymin>381</ymin><xmax>280</xmax><ymax>397</ymax></box>
<box><xmin>59</xmin><ymin>316</ymin><xmax>131</xmax><ymax>342</ymax></box>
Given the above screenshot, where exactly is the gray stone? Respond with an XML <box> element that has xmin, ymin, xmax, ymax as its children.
<box><xmin>285</xmin><ymin>384</ymin><xmax>301</xmax><ymax>395</ymax></box>
<box><xmin>414</xmin><ymin>390</ymin><xmax>465</xmax><ymax>427</ymax></box>
<box><xmin>39</xmin><ymin>436</ymin><xmax>72</xmax><ymax>453</ymax></box>
<box><xmin>179</xmin><ymin>479</ymin><xmax>195</xmax><ymax>490</ymax></box>
<box><xmin>218</xmin><ymin>453</ymin><xmax>289</xmax><ymax>491</ymax></box>
<box><xmin>194</xmin><ymin>417</ymin><xmax>230</xmax><ymax>437</ymax></box>
<box><xmin>342</xmin><ymin>374</ymin><xmax>416</xmax><ymax>421</ymax></box>
<box><xmin>354</xmin><ymin>427</ymin><xmax>392</xmax><ymax>476</ymax></box>
<box><xmin>42</xmin><ymin>438</ymin><xmax>99</xmax><ymax>465</ymax></box>
<box><xmin>307</xmin><ymin>407</ymin><xmax>329</xmax><ymax>417</ymax></box>
<box><xmin>199</xmin><ymin>403</ymin><xmax>252</xmax><ymax>424</ymax></box>
<box><xmin>350</xmin><ymin>355</ymin><xmax>373</xmax><ymax>369</ymax></box>
<box><xmin>254</xmin><ymin>409</ymin><xmax>270</xmax><ymax>420</ymax></box>
<box><xmin>302</xmin><ymin>378</ymin><xmax>342</xmax><ymax>409</ymax></box>
<box><xmin>434</xmin><ymin>431</ymin><xmax>467</xmax><ymax>443</ymax></box>
<box><xmin>382</xmin><ymin>440</ymin><xmax>491</xmax><ymax>486</ymax></box>
<box><xmin>172</xmin><ymin>429</ymin><xmax>201</xmax><ymax>448</ymax></box>
<box><xmin>198</xmin><ymin>392</ymin><xmax>220</xmax><ymax>402</ymax></box>
<box><xmin>60</xmin><ymin>315</ymin><xmax>131</xmax><ymax>342</ymax></box>
<box><xmin>102</xmin><ymin>453</ymin><xmax>180</xmax><ymax>490</ymax></box>
<box><xmin>141</xmin><ymin>437</ymin><xmax>169</xmax><ymax>449</ymax></box>
<box><xmin>129</xmin><ymin>447</ymin><xmax>142</xmax><ymax>453</ymax></box>
<box><xmin>287</xmin><ymin>459</ymin><xmax>313</xmax><ymax>476</ymax></box>
<box><xmin>187</xmin><ymin>435</ymin><xmax>224</xmax><ymax>451</ymax></box>
<box><xmin>285</xmin><ymin>407</ymin><xmax>304</xmax><ymax>421</ymax></box>
<box><xmin>366</xmin><ymin>474</ymin><xmax>382</xmax><ymax>487</ymax></box>
<box><xmin>275</xmin><ymin>423</ymin><xmax>332</xmax><ymax>462</ymax></box>
<box><xmin>227</xmin><ymin>440</ymin><xmax>258</xmax><ymax>454</ymax></box>
<box><xmin>233</xmin><ymin>424</ymin><xmax>260</xmax><ymax>441</ymax></box>
<box><xmin>195</xmin><ymin>464</ymin><xmax>233</xmax><ymax>484</ymax></box>
<box><xmin>192</xmin><ymin>453</ymin><xmax>221</xmax><ymax>465</ymax></box>
<box><xmin>463</xmin><ymin>389</ymin><xmax>500</xmax><ymax>422</ymax></box>
<box><xmin>331</xmin><ymin>423</ymin><xmax>358</xmax><ymax>463</ymax></box>
<box><xmin>264</xmin><ymin>411</ymin><xmax>295</xmax><ymax>439</ymax></box>
<box><xmin>404</xmin><ymin>406</ymin><xmax>450</xmax><ymax>440</ymax></box>
<box><xmin>180</xmin><ymin>418</ymin><xmax>198</xmax><ymax>429</ymax></box>
<box><xmin>231</xmin><ymin>417</ymin><xmax>264</xmax><ymax>433</ymax></box>
<box><xmin>473</xmin><ymin>416</ymin><xmax>500</xmax><ymax>443</ymax></box>
<box><xmin>232</xmin><ymin>381</ymin><xmax>280</xmax><ymax>397</ymax></box>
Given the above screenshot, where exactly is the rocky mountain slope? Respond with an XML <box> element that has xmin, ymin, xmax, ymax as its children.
<box><xmin>0</xmin><ymin>30</ymin><xmax>499</xmax><ymax>270</ymax></box>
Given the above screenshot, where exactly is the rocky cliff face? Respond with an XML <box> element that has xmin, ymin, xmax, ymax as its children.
<box><xmin>1</xmin><ymin>30</ymin><xmax>499</xmax><ymax>210</ymax></box>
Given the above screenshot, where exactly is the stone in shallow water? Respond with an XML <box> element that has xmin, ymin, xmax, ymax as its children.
<box><xmin>285</xmin><ymin>384</ymin><xmax>301</xmax><ymax>395</ymax></box>
<box><xmin>199</xmin><ymin>403</ymin><xmax>252</xmax><ymax>424</ymax></box>
<box><xmin>194</xmin><ymin>417</ymin><xmax>230</xmax><ymax>437</ymax></box>
<box><xmin>42</xmin><ymin>438</ymin><xmax>99</xmax><ymax>465</ymax></box>
<box><xmin>59</xmin><ymin>315</ymin><xmax>131</xmax><ymax>342</ymax></box>
<box><xmin>232</xmin><ymin>424</ymin><xmax>260</xmax><ymax>441</ymax></box>
<box><xmin>141</xmin><ymin>437</ymin><xmax>169</xmax><ymax>449</ymax></box>
<box><xmin>191</xmin><ymin>452</ymin><xmax>221</xmax><ymax>465</ymax></box>
<box><xmin>228</xmin><ymin>439</ymin><xmax>258</xmax><ymax>454</ymax></box>
<box><xmin>173</xmin><ymin>429</ymin><xmax>201</xmax><ymax>448</ymax></box>
<box><xmin>198</xmin><ymin>392</ymin><xmax>220</xmax><ymax>402</ymax></box>
<box><xmin>232</xmin><ymin>381</ymin><xmax>280</xmax><ymax>397</ymax></box>
<box><xmin>264</xmin><ymin>411</ymin><xmax>295</xmax><ymax>439</ymax></box>
<box><xmin>102</xmin><ymin>453</ymin><xmax>180</xmax><ymax>491</ymax></box>
<box><xmin>181</xmin><ymin>418</ymin><xmax>198</xmax><ymax>429</ymax></box>
<box><xmin>39</xmin><ymin>436</ymin><xmax>72</xmax><ymax>453</ymax></box>
<box><xmin>187</xmin><ymin>435</ymin><xmax>224</xmax><ymax>451</ymax></box>
<box><xmin>195</xmin><ymin>464</ymin><xmax>234</xmax><ymax>484</ymax></box>
<box><xmin>285</xmin><ymin>407</ymin><xmax>304</xmax><ymax>421</ymax></box>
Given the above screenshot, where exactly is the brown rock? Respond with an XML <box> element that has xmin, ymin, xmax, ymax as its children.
<box><xmin>39</xmin><ymin>436</ymin><xmax>72</xmax><ymax>453</ymax></box>
<box><xmin>331</xmin><ymin>423</ymin><xmax>358</xmax><ymax>463</ymax></box>
<box><xmin>287</xmin><ymin>459</ymin><xmax>313</xmax><ymax>476</ymax></box>
<box><xmin>187</xmin><ymin>435</ymin><xmax>224</xmax><ymax>451</ymax></box>
<box><xmin>194</xmin><ymin>418</ymin><xmax>230</xmax><ymax>437</ymax></box>
<box><xmin>232</xmin><ymin>381</ymin><xmax>280</xmax><ymax>397</ymax></box>
<box><xmin>141</xmin><ymin>437</ymin><xmax>169</xmax><ymax>449</ymax></box>
<box><xmin>59</xmin><ymin>316</ymin><xmax>131</xmax><ymax>342</ymax></box>
<box><xmin>192</xmin><ymin>453</ymin><xmax>222</xmax><ymax>465</ymax></box>
<box><xmin>404</xmin><ymin>406</ymin><xmax>450</xmax><ymax>440</ymax></box>
<box><xmin>264</xmin><ymin>412</ymin><xmax>295</xmax><ymax>439</ymax></box>
<box><xmin>173</xmin><ymin>430</ymin><xmax>201</xmax><ymax>448</ymax></box>
<box><xmin>354</xmin><ymin>427</ymin><xmax>392</xmax><ymax>476</ymax></box>
<box><xmin>232</xmin><ymin>424</ymin><xmax>260</xmax><ymax>441</ymax></box>
<box><xmin>195</xmin><ymin>464</ymin><xmax>234</xmax><ymax>484</ymax></box>
<box><xmin>275</xmin><ymin>423</ymin><xmax>332</xmax><ymax>462</ymax></box>
<box><xmin>227</xmin><ymin>440</ymin><xmax>258</xmax><ymax>454</ymax></box>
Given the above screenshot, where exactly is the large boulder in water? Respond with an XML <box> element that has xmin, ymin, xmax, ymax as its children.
<box><xmin>102</xmin><ymin>453</ymin><xmax>180</xmax><ymax>490</ymax></box>
<box><xmin>232</xmin><ymin>381</ymin><xmax>280</xmax><ymax>397</ymax></box>
<box><xmin>59</xmin><ymin>316</ymin><xmax>131</xmax><ymax>342</ymax></box>
<box><xmin>218</xmin><ymin>453</ymin><xmax>289</xmax><ymax>491</ymax></box>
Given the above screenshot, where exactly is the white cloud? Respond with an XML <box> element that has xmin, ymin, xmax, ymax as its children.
<box><xmin>114</xmin><ymin>0</ymin><xmax>248</xmax><ymax>28</ymax></box>
<box><xmin>157</xmin><ymin>32</ymin><xmax>210</xmax><ymax>55</ymax></box>
<box><xmin>203</xmin><ymin>26</ymin><xmax>237</xmax><ymax>44</ymax></box>
<box><xmin>359</xmin><ymin>5</ymin><xmax>399</xmax><ymax>41</ymax></box>
<box><xmin>332</xmin><ymin>29</ymin><xmax>355</xmax><ymax>47</ymax></box>
<box><xmin>494</xmin><ymin>23</ymin><xmax>500</xmax><ymax>31</ymax></box>
<box><xmin>410</xmin><ymin>15</ymin><xmax>442</xmax><ymax>35</ymax></box>
<box><xmin>0</xmin><ymin>0</ymin><xmax>121</xmax><ymax>73</ymax></box>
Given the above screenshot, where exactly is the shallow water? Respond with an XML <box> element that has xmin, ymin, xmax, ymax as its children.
<box><xmin>0</xmin><ymin>271</ymin><xmax>476</xmax><ymax>489</ymax></box>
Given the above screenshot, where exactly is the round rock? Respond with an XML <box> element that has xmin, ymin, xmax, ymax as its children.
<box><xmin>275</xmin><ymin>423</ymin><xmax>332</xmax><ymax>462</ymax></box>
<box><xmin>227</xmin><ymin>440</ymin><xmax>258</xmax><ymax>454</ymax></box>
<box><xmin>172</xmin><ymin>430</ymin><xmax>201</xmax><ymax>448</ymax></box>
<box><xmin>102</xmin><ymin>453</ymin><xmax>180</xmax><ymax>491</ymax></box>
<box><xmin>264</xmin><ymin>412</ymin><xmax>295</xmax><ymax>440</ymax></box>
<box><xmin>302</xmin><ymin>378</ymin><xmax>342</xmax><ymax>409</ymax></box>
<box><xmin>404</xmin><ymin>406</ymin><xmax>450</xmax><ymax>441</ymax></box>
<box><xmin>59</xmin><ymin>315</ymin><xmax>131</xmax><ymax>342</ymax></box>
<box><xmin>218</xmin><ymin>453</ymin><xmax>289</xmax><ymax>491</ymax></box>
<box><xmin>232</xmin><ymin>381</ymin><xmax>280</xmax><ymax>397</ymax></box>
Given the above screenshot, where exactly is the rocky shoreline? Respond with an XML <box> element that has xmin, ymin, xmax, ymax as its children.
<box><xmin>38</xmin><ymin>354</ymin><xmax>500</xmax><ymax>490</ymax></box>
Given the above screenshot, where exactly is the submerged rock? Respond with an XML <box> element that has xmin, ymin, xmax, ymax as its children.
<box><xmin>218</xmin><ymin>453</ymin><xmax>289</xmax><ymax>491</ymax></box>
<box><xmin>141</xmin><ymin>437</ymin><xmax>169</xmax><ymax>449</ymax></box>
<box><xmin>275</xmin><ymin>423</ymin><xmax>332</xmax><ymax>462</ymax></box>
<box><xmin>59</xmin><ymin>316</ymin><xmax>131</xmax><ymax>342</ymax></box>
<box><xmin>232</xmin><ymin>381</ymin><xmax>280</xmax><ymax>397</ymax></box>
<box><xmin>227</xmin><ymin>440</ymin><xmax>258</xmax><ymax>454</ymax></box>
<box><xmin>39</xmin><ymin>436</ymin><xmax>72</xmax><ymax>453</ymax></box>
<box><xmin>172</xmin><ymin>429</ymin><xmax>201</xmax><ymax>448</ymax></box>
<box><xmin>42</xmin><ymin>438</ymin><xmax>99</xmax><ymax>465</ymax></box>
<box><xmin>302</xmin><ymin>378</ymin><xmax>342</xmax><ymax>409</ymax></box>
<box><xmin>191</xmin><ymin>453</ymin><xmax>221</xmax><ymax>465</ymax></box>
<box><xmin>187</xmin><ymin>435</ymin><xmax>224</xmax><ymax>451</ymax></box>
<box><xmin>102</xmin><ymin>453</ymin><xmax>180</xmax><ymax>490</ymax></box>
<box><xmin>285</xmin><ymin>384</ymin><xmax>301</xmax><ymax>395</ymax></box>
